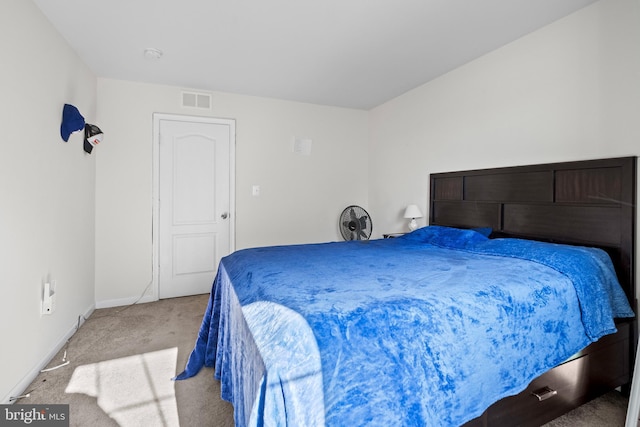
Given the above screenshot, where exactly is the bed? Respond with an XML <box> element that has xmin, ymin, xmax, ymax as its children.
<box><xmin>176</xmin><ymin>156</ymin><xmax>637</xmax><ymax>427</ymax></box>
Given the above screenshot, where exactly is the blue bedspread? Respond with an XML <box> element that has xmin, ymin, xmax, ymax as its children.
<box><xmin>176</xmin><ymin>226</ymin><xmax>633</xmax><ymax>427</ymax></box>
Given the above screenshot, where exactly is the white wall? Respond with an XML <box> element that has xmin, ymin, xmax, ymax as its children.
<box><xmin>369</xmin><ymin>0</ymin><xmax>640</xmax><ymax>236</ymax></box>
<box><xmin>0</xmin><ymin>1</ymin><xmax>97</xmax><ymax>403</ymax></box>
<box><xmin>95</xmin><ymin>79</ymin><xmax>369</xmax><ymax>306</ymax></box>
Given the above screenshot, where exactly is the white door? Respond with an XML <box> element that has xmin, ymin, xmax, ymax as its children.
<box><xmin>158</xmin><ymin>117</ymin><xmax>234</xmax><ymax>299</ymax></box>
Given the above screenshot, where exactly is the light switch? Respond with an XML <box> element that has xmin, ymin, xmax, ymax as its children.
<box><xmin>252</xmin><ymin>185</ymin><xmax>260</xmax><ymax>196</ymax></box>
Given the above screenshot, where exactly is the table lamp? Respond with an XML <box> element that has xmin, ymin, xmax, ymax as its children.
<box><xmin>404</xmin><ymin>204</ymin><xmax>423</xmax><ymax>231</ymax></box>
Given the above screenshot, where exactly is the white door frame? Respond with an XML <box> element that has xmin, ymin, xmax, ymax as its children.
<box><xmin>151</xmin><ymin>113</ymin><xmax>236</xmax><ymax>301</ymax></box>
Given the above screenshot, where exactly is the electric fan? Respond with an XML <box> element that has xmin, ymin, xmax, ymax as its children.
<box><xmin>339</xmin><ymin>205</ymin><xmax>372</xmax><ymax>241</ymax></box>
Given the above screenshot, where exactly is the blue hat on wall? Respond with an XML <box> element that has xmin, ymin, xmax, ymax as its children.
<box><xmin>60</xmin><ymin>104</ymin><xmax>85</xmax><ymax>141</ymax></box>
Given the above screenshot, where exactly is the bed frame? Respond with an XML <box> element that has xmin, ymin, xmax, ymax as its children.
<box><xmin>429</xmin><ymin>156</ymin><xmax>637</xmax><ymax>427</ymax></box>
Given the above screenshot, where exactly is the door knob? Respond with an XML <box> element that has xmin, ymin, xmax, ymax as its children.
<box><xmin>221</xmin><ymin>212</ymin><xmax>228</xmax><ymax>219</ymax></box>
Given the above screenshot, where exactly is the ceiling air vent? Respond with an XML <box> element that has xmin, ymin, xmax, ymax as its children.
<box><xmin>181</xmin><ymin>91</ymin><xmax>212</xmax><ymax>110</ymax></box>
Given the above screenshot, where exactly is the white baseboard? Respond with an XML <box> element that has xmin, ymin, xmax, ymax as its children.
<box><xmin>95</xmin><ymin>293</ymin><xmax>156</xmax><ymax>309</ymax></box>
<box><xmin>2</xmin><ymin>303</ymin><xmax>95</xmax><ymax>404</ymax></box>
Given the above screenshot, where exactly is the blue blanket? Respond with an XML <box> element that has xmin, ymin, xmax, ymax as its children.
<box><xmin>176</xmin><ymin>226</ymin><xmax>633</xmax><ymax>426</ymax></box>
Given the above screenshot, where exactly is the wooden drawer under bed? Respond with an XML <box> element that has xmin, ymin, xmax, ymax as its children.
<box><xmin>464</xmin><ymin>321</ymin><xmax>631</xmax><ymax>427</ymax></box>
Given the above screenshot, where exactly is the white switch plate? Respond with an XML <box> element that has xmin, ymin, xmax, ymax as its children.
<box><xmin>252</xmin><ymin>185</ymin><xmax>260</xmax><ymax>196</ymax></box>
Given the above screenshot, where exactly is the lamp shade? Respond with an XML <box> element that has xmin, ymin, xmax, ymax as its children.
<box><xmin>403</xmin><ymin>204</ymin><xmax>423</xmax><ymax>219</ymax></box>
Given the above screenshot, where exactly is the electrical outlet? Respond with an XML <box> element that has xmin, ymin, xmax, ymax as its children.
<box><xmin>41</xmin><ymin>280</ymin><xmax>56</xmax><ymax>315</ymax></box>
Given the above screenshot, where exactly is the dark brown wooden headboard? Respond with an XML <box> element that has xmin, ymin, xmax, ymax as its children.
<box><xmin>429</xmin><ymin>157</ymin><xmax>637</xmax><ymax>310</ymax></box>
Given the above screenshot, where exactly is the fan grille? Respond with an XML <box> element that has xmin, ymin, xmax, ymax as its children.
<box><xmin>339</xmin><ymin>205</ymin><xmax>372</xmax><ymax>240</ymax></box>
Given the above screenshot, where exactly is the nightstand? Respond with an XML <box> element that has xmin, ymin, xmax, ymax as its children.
<box><xmin>383</xmin><ymin>233</ymin><xmax>406</xmax><ymax>238</ymax></box>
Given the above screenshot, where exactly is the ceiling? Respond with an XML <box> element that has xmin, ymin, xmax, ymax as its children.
<box><xmin>33</xmin><ymin>0</ymin><xmax>598</xmax><ymax>110</ymax></box>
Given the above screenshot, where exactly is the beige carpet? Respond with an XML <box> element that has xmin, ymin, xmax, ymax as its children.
<box><xmin>543</xmin><ymin>390</ymin><xmax>629</xmax><ymax>427</ymax></box>
<box><xmin>17</xmin><ymin>294</ymin><xmax>234</xmax><ymax>427</ymax></box>
<box><xmin>15</xmin><ymin>295</ymin><xmax>629</xmax><ymax>426</ymax></box>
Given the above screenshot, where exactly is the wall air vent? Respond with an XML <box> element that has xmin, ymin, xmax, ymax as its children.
<box><xmin>181</xmin><ymin>91</ymin><xmax>212</xmax><ymax>110</ymax></box>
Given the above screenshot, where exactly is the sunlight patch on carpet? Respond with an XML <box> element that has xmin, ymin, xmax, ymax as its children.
<box><xmin>65</xmin><ymin>348</ymin><xmax>179</xmax><ymax>426</ymax></box>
